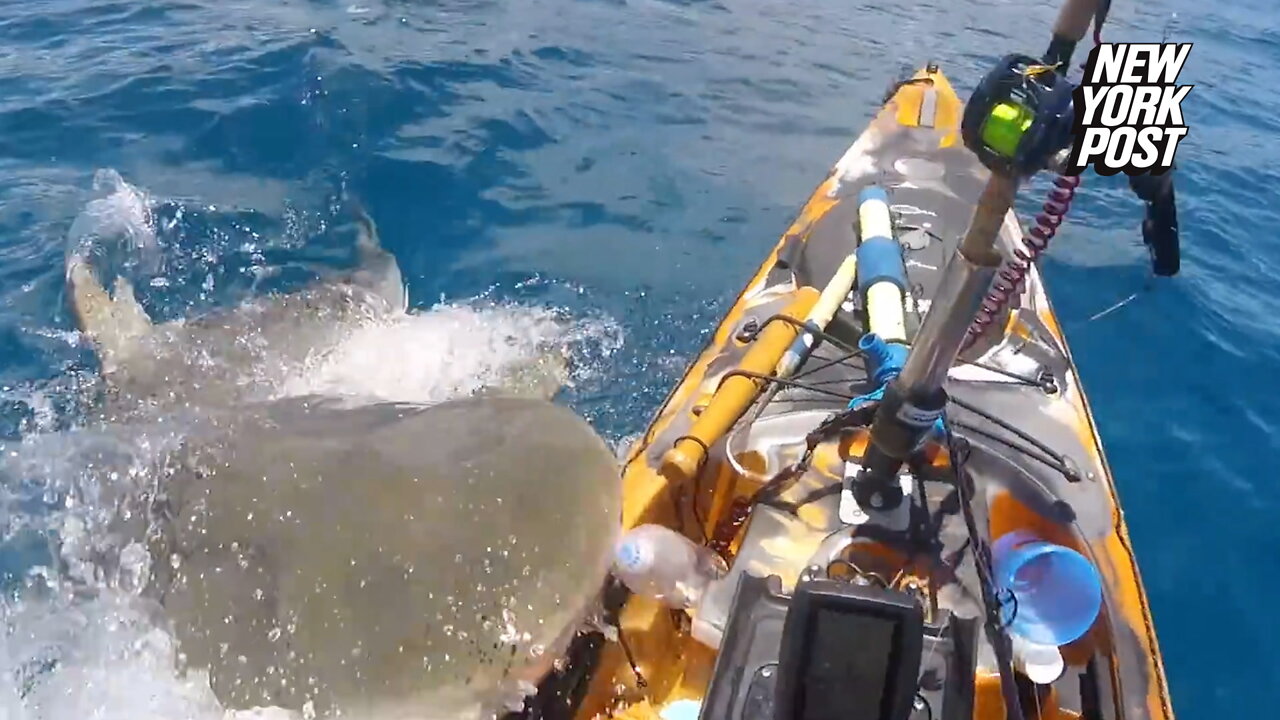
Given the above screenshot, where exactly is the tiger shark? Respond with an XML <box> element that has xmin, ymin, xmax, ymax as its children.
<box><xmin>58</xmin><ymin>197</ymin><xmax>621</xmax><ymax>719</ymax></box>
<box><xmin>66</xmin><ymin>204</ymin><xmax>410</xmax><ymax>417</ymax></box>
<box><xmin>67</xmin><ymin>204</ymin><xmax>567</xmax><ymax>417</ymax></box>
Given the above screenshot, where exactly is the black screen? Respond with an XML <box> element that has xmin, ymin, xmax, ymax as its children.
<box><xmin>799</xmin><ymin>606</ymin><xmax>899</xmax><ymax>720</ymax></box>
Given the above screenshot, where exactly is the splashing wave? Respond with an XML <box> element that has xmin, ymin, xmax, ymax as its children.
<box><xmin>1</xmin><ymin>170</ymin><xmax>622</xmax><ymax>720</ymax></box>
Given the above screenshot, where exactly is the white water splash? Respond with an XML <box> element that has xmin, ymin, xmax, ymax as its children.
<box><xmin>1</xmin><ymin>172</ymin><xmax>624</xmax><ymax>720</ymax></box>
<box><xmin>64</xmin><ymin>168</ymin><xmax>159</xmax><ymax>274</ymax></box>
<box><xmin>0</xmin><ymin>419</ymin><xmax>319</xmax><ymax>720</ymax></box>
<box><xmin>2</xmin><ymin>585</ymin><xmax>228</xmax><ymax>720</ymax></box>
<box><xmin>279</xmin><ymin>301</ymin><xmax>620</xmax><ymax>405</ymax></box>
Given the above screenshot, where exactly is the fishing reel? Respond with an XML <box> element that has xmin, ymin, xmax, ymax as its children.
<box><xmin>961</xmin><ymin>54</ymin><xmax>1076</xmax><ymax>178</ymax></box>
<box><xmin>962</xmin><ymin>53</ymin><xmax>1181</xmax><ymax>276</ymax></box>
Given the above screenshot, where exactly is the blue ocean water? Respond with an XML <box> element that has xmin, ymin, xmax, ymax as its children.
<box><xmin>0</xmin><ymin>0</ymin><xmax>1273</xmax><ymax>716</ymax></box>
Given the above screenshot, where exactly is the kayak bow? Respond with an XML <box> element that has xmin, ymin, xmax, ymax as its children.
<box><xmin>568</xmin><ymin>61</ymin><xmax>1172</xmax><ymax>720</ymax></box>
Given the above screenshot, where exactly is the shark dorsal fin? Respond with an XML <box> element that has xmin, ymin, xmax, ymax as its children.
<box><xmin>346</xmin><ymin>203</ymin><xmax>407</xmax><ymax>313</ymax></box>
<box><xmin>67</xmin><ymin>259</ymin><xmax>153</xmax><ymax>374</ymax></box>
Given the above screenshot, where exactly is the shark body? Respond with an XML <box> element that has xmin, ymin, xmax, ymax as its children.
<box><xmin>56</xmin><ymin>198</ymin><xmax>619</xmax><ymax>718</ymax></box>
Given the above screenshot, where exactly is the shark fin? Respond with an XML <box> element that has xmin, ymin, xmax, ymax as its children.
<box><xmin>351</xmin><ymin>201</ymin><xmax>381</xmax><ymax>256</ymax></box>
<box><xmin>346</xmin><ymin>202</ymin><xmax>407</xmax><ymax>312</ymax></box>
<box><xmin>66</xmin><ymin>257</ymin><xmax>153</xmax><ymax>373</ymax></box>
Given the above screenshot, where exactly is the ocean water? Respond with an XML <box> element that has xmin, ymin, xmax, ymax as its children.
<box><xmin>0</xmin><ymin>0</ymin><xmax>1273</xmax><ymax>717</ymax></box>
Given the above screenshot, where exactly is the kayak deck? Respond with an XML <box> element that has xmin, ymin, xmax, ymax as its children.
<box><xmin>576</xmin><ymin>65</ymin><xmax>1171</xmax><ymax>720</ymax></box>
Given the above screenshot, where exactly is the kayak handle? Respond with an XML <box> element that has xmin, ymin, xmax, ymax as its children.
<box><xmin>661</xmin><ymin>288</ymin><xmax>820</xmax><ymax>483</ymax></box>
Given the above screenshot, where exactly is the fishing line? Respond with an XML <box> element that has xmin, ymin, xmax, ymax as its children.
<box><xmin>1162</xmin><ymin>12</ymin><xmax>1179</xmax><ymax>43</ymax></box>
<box><xmin>1077</xmin><ymin>274</ymin><xmax>1164</xmax><ymax>326</ymax></box>
<box><xmin>1086</xmin><ymin>291</ymin><xmax>1139</xmax><ymax>322</ymax></box>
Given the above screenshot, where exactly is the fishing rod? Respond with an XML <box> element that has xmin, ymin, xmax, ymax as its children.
<box><xmin>854</xmin><ymin>0</ymin><xmax>1100</xmax><ymax>512</ymax></box>
<box><xmin>853</xmin><ymin>0</ymin><xmax>1181</xmax><ymax>524</ymax></box>
<box><xmin>842</xmin><ymin>0</ymin><xmax>1181</xmax><ymax>717</ymax></box>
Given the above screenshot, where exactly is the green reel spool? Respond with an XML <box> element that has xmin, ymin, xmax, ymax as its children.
<box><xmin>961</xmin><ymin>54</ymin><xmax>1075</xmax><ymax>176</ymax></box>
<box><xmin>980</xmin><ymin>101</ymin><xmax>1035</xmax><ymax>160</ymax></box>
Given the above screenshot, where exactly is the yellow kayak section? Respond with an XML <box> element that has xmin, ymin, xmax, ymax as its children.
<box><xmin>571</xmin><ymin>65</ymin><xmax>1173</xmax><ymax>720</ymax></box>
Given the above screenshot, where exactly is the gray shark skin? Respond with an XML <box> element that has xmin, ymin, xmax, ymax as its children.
<box><xmin>55</xmin><ymin>200</ymin><xmax>620</xmax><ymax>718</ymax></box>
<box><xmin>66</xmin><ymin>205</ymin><xmax>568</xmax><ymax>416</ymax></box>
<box><xmin>148</xmin><ymin>396</ymin><xmax>621</xmax><ymax>719</ymax></box>
<box><xmin>66</xmin><ymin>208</ymin><xmax>409</xmax><ymax>418</ymax></box>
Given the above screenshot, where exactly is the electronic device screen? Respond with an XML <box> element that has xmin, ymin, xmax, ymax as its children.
<box><xmin>799</xmin><ymin>606</ymin><xmax>900</xmax><ymax>720</ymax></box>
<box><xmin>774</xmin><ymin>580</ymin><xmax>923</xmax><ymax>720</ymax></box>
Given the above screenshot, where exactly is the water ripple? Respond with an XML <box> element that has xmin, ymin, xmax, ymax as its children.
<box><xmin>0</xmin><ymin>0</ymin><xmax>1274</xmax><ymax>717</ymax></box>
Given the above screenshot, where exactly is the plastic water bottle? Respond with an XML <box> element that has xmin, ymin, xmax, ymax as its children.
<box><xmin>991</xmin><ymin>531</ymin><xmax>1103</xmax><ymax>647</ymax></box>
<box><xmin>613</xmin><ymin>524</ymin><xmax>727</xmax><ymax>610</ymax></box>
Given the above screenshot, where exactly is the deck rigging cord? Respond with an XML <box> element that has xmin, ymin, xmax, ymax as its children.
<box><xmin>743</xmin><ymin>3</ymin><xmax>1136</xmax><ymax>717</ymax></box>
<box><xmin>942</xmin><ymin>413</ymin><xmax>1026</xmax><ymax>720</ymax></box>
<box><xmin>717</xmin><ymin>330</ymin><xmax>1080</xmax><ymax>485</ymax></box>
<box><xmin>705</xmin><ymin>381</ymin><xmax>1035</xmax><ymax>715</ymax></box>
<box><xmin>688</xmin><ymin>315</ymin><xmax>1081</xmax><ymax>545</ymax></box>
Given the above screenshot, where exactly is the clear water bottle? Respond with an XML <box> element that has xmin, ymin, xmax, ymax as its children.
<box><xmin>991</xmin><ymin>531</ymin><xmax>1103</xmax><ymax>647</ymax></box>
<box><xmin>613</xmin><ymin>524</ymin><xmax>727</xmax><ymax>609</ymax></box>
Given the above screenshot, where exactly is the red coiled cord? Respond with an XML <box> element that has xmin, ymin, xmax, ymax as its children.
<box><xmin>962</xmin><ymin>173</ymin><xmax>1081</xmax><ymax>350</ymax></box>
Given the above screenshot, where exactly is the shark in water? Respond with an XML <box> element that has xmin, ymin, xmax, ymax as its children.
<box><xmin>65</xmin><ymin>184</ymin><xmax>569</xmax><ymax>417</ymax></box>
<box><xmin>55</xmin><ymin>189</ymin><xmax>622</xmax><ymax>719</ymax></box>
<box><xmin>143</xmin><ymin>394</ymin><xmax>621</xmax><ymax>719</ymax></box>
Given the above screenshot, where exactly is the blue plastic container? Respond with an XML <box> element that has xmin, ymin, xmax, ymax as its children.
<box><xmin>990</xmin><ymin>531</ymin><xmax>1103</xmax><ymax>646</ymax></box>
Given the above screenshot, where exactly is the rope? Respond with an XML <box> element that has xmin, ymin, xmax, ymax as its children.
<box><xmin>942</xmin><ymin>420</ymin><xmax>1026</xmax><ymax>720</ymax></box>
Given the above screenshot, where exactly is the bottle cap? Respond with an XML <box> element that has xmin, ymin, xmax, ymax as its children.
<box><xmin>1012</xmin><ymin>635</ymin><xmax>1066</xmax><ymax>685</ymax></box>
<box><xmin>614</xmin><ymin>536</ymin><xmax>654</xmax><ymax>575</ymax></box>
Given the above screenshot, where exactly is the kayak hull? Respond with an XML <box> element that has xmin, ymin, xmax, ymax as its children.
<box><xmin>576</xmin><ymin>65</ymin><xmax>1172</xmax><ymax>720</ymax></box>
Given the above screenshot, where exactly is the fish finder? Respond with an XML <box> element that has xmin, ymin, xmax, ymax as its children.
<box><xmin>773</xmin><ymin>579</ymin><xmax>923</xmax><ymax>720</ymax></box>
<box><xmin>699</xmin><ymin>575</ymin><xmax>975</xmax><ymax>720</ymax></box>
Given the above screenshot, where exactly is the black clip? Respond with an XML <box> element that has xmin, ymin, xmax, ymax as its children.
<box><xmin>1129</xmin><ymin>170</ymin><xmax>1180</xmax><ymax>277</ymax></box>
